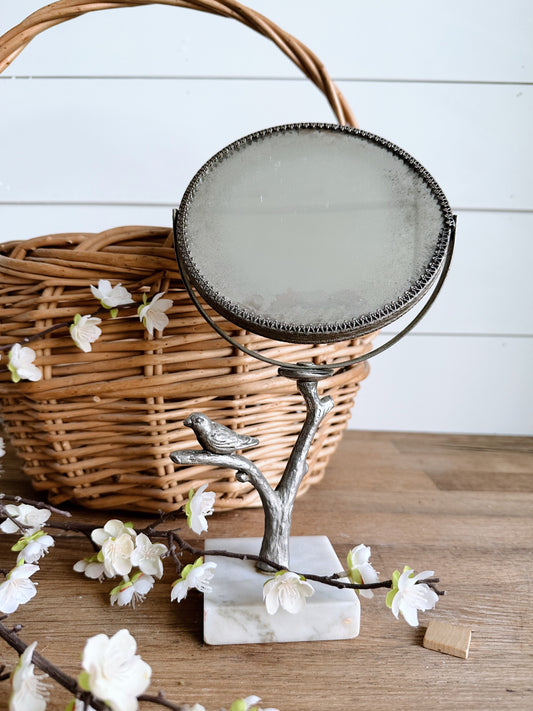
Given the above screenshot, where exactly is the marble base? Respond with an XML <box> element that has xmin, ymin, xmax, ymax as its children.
<box><xmin>204</xmin><ymin>536</ymin><xmax>360</xmax><ymax>645</ymax></box>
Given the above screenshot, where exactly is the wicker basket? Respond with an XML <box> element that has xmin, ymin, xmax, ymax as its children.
<box><xmin>0</xmin><ymin>1</ymin><xmax>373</xmax><ymax>513</ymax></box>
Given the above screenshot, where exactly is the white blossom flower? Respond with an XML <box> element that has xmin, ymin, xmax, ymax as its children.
<box><xmin>137</xmin><ymin>292</ymin><xmax>172</xmax><ymax>336</ymax></box>
<box><xmin>347</xmin><ymin>543</ymin><xmax>379</xmax><ymax>599</ymax></box>
<box><xmin>0</xmin><ymin>437</ymin><xmax>5</xmax><ymax>457</ymax></box>
<box><xmin>0</xmin><ymin>504</ymin><xmax>50</xmax><ymax>535</ymax></box>
<box><xmin>387</xmin><ymin>567</ymin><xmax>440</xmax><ymax>627</ymax></box>
<box><xmin>0</xmin><ymin>564</ymin><xmax>39</xmax><ymax>614</ymax></box>
<box><xmin>90</xmin><ymin>279</ymin><xmax>134</xmax><ymax>313</ymax></box>
<box><xmin>69</xmin><ymin>313</ymin><xmax>102</xmax><ymax>353</ymax></box>
<box><xmin>99</xmin><ymin>534</ymin><xmax>135</xmax><ymax>578</ymax></box>
<box><xmin>91</xmin><ymin>519</ymin><xmax>136</xmax><ymax>547</ymax></box>
<box><xmin>185</xmin><ymin>484</ymin><xmax>216</xmax><ymax>535</ymax></box>
<box><xmin>13</xmin><ymin>531</ymin><xmax>55</xmax><ymax>564</ymax></box>
<box><xmin>130</xmin><ymin>533</ymin><xmax>167</xmax><ymax>578</ymax></box>
<box><xmin>8</xmin><ymin>344</ymin><xmax>42</xmax><ymax>383</ymax></box>
<box><xmin>263</xmin><ymin>570</ymin><xmax>315</xmax><ymax>615</ymax></box>
<box><xmin>91</xmin><ymin>520</ymin><xmax>136</xmax><ymax>577</ymax></box>
<box><xmin>110</xmin><ymin>572</ymin><xmax>155</xmax><ymax>607</ymax></box>
<box><xmin>230</xmin><ymin>696</ymin><xmax>280</xmax><ymax>711</ymax></box>
<box><xmin>73</xmin><ymin>555</ymin><xmax>106</xmax><ymax>580</ymax></box>
<box><xmin>9</xmin><ymin>641</ymin><xmax>50</xmax><ymax>711</ymax></box>
<box><xmin>79</xmin><ymin>628</ymin><xmax>151</xmax><ymax>711</ymax></box>
<box><xmin>170</xmin><ymin>557</ymin><xmax>217</xmax><ymax>603</ymax></box>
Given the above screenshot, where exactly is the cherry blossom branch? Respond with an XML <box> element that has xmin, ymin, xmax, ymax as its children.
<box><xmin>0</xmin><ymin>303</ymin><xmax>137</xmax><ymax>354</ymax></box>
<box><xmin>169</xmin><ymin>531</ymin><xmax>445</xmax><ymax>595</ymax></box>
<box><xmin>0</xmin><ymin>619</ymin><xmax>205</xmax><ymax>711</ymax></box>
<box><xmin>0</xmin><ymin>618</ymin><xmax>111</xmax><ymax>711</ymax></box>
<box><xmin>0</xmin><ymin>492</ymin><xmax>445</xmax><ymax>596</ymax></box>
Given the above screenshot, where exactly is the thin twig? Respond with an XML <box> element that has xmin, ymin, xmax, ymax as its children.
<box><xmin>137</xmin><ymin>691</ymin><xmax>190</xmax><ymax>710</ymax></box>
<box><xmin>139</xmin><ymin>509</ymin><xmax>183</xmax><ymax>537</ymax></box>
<box><xmin>0</xmin><ymin>493</ymin><xmax>72</xmax><ymax>518</ymax></box>
<box><xmin>0</xmin><ymin>663</ymin><xmax>9</xmax><ymax>683</ymax></box>
<box><xmin>170</xmin><ymin>532</ymin><xmax>445</xmax><ymax>595</ymax></box>
<box><xmin>0</xmin><ymin>503</ymin><xmax>29</xmax><ymax>533</ymax></box>
<box><xmin>0</xmin><ymin>321</ymin><xmax>69</xmax><ymax>352</ymax></box>
<box><xmin>166</xmin><ymin>531</ymin><xmax>183</xmax><ymax>575</ymax></box>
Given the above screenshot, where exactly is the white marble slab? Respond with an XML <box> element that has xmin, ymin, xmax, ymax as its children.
<box><xmin>204</xmin><ymin>536</ymin><xmax>360</xmax><ymax>645</ymax></box>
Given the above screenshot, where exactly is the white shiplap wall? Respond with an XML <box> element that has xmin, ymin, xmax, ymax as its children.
<box><xmin>1</xmin><ymin>0</ymin><xmax>532</xmax><ymax>435</ymax></box>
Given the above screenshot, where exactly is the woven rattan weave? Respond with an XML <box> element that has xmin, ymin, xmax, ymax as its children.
<box><xmin>0</xmin><ymin>1</ymin><xmax>373</xmax><ymax>513</ymax></box>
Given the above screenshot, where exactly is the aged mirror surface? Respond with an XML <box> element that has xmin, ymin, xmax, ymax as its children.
<box><xmin>174</xmin><ymin>123</ymin><xmax>454</xmax><ymax>343</ymax></box>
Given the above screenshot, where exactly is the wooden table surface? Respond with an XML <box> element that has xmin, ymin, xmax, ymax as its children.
<box><xmin>0</xmin><ymin>427</ymin><xmax>532</xmax><ymax>710</ymax></box>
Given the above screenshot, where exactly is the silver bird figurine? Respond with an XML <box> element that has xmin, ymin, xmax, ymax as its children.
<box><xmin>183</xmin><ymin>412</ymin><xmax>259</xmax><ymax>455</ymax></box>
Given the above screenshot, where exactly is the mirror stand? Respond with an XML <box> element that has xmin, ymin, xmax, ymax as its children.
<box><xmin>171</xmin><ymin>363</ymin><xmax>362</xmax><ymax>645</ymax></box>
<box><xmin>171</xmin><ymin>363</ymin><xmax>335</xmax><ymax>572</ymax></box>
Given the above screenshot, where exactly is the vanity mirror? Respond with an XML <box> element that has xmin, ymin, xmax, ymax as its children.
<box><xmin>172</xmin><ymin>122</ymin><xmax>455</xmax><ymax>644</ymax></box>
<box><xmin>174</xmin><ymin>123</ymin><xmax>454</xmax><ymax>350</ymax></box>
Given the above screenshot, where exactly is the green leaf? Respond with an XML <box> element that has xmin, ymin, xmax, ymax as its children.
<box><xmin>7</xmin><ymin>358</ymin><xmax>20</xmax><ymax>383</ymax></box>
<box><xmin>229</xmin><ymin>700</ymin><xmax>247</xmax><ymax>711</ymax></box>
<box><xmin>110</xmin><ymin>579</ymin><xmax>131</xmax><ymax>596</ymax></box>
<box><xmin>391</xmin><ymin>569</ymin><xmax>401</xmax><ymax>588</ymax></box>
<box><xmin>385</xmin><ymin>589</ymin><xmax>397</xmax><ymax>609</ymax></box>
<box><xmin>10</xmin><ymin>538</ymin><xmax>27</xmax><ymax>552</ymax></box>
<box><xmin>176</xmin><ymin>559</ymin><xmax>201</xmax><ymax>583</ymax></box>
<box><xmin>349</xmin><ymin>568</ymin><xmax>363</xmax><ymax>585</ymax></box>
<box><xmin>78</xmin><ymin>670</ymin><xmax>91</xmax><ymax>691</ymax></box>
<box><xmin>185</xmin><ymin>487</ymin><xmax>194</xmax><ymax>522</ymax></box>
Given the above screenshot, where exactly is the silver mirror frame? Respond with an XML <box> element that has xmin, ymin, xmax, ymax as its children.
<box><xmin>173</xmin><ymin>123</ymin><xmax>455</xmax><ymax>346</ymax></box>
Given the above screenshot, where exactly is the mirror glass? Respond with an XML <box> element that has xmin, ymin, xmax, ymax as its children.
<box><xmin>174</xmin><ymin>124</ymin><xmax>453</xmax><ymax>343</ymax></box>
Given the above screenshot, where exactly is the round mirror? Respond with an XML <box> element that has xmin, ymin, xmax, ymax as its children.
<box><xmin>174</xmin><ymin>123</ymin><xmax>454</xmax><ymax>344</ymax></box>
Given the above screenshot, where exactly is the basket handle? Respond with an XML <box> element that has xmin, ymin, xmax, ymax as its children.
<box><xmin>0</xmin><ymin>0</ymin><xmax>357</xmax><ymax>127</ymax></box>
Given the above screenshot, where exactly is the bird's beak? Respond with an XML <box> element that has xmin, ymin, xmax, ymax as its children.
<box><xmin>183</xmin><ymin>415</ymin><xmax>192</xmax><ymax>428</ymax></box>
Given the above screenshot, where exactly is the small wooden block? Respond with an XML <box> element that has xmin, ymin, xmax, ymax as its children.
<box><xmin>423</xmin><ymin>620</ymin><xmax>472</xmax><ymax>659</ymax></box>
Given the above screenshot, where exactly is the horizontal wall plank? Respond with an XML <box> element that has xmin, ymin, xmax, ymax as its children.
<box><xmin>1</xmin><ymin>79</ymin><xmax>531</xmax><ymax>209</ymax></box>
<box><xmin>3</xmin><ymin>1</ymin><xmax>532</xmax><ymax>82</ymax></box>
<box><xmin>1</xmin><ymin>207</ymin><xmax>531</xmax><ymax>338</ymax></box>
<box><xmin>347</xmin><ymin>335</ymin><xmax>533</xmax><ymax>436</ymax></box>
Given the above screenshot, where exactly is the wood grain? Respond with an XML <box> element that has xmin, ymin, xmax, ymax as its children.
<box><xmin>0</xmin><ymin>426</ymin><xmax>531</xmax><ymax>710</ymax></box>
